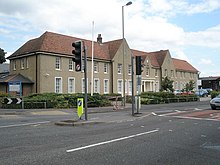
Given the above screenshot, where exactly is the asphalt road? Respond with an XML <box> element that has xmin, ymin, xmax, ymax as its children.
<box><xmin>0</xmin><ymin>100</ymin><xmax>220</xmax><ymax>165</ymax></box>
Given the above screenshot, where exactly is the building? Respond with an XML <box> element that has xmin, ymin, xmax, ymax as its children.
<box><xmin>199</xmin><ymin>76</ymin><xmax>220</xmax><ymax>91</ymax></box>
<box><xmin>3</xmin><ymin>31</ymin><xmax>198</xmax><ymax>96</ymax></box>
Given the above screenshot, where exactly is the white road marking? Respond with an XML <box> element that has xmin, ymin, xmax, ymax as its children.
<box><xmin>0</xmin><ymin>121</ymin><xmax>50</xmax><ymax>128</ymax></box>
<box><xmin>170</xmin><ymin>116</ymin><xmax>220</xmax><ymax>122</ymax></box>
<box><xmin>66</xmin><ymin>129</ymin><xmax>159</xmax><ymax>153</ymax></box>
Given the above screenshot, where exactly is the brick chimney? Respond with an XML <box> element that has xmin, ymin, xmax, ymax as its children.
<box><xmin>97</xmin><ymin>34</ymin><xmax>102</xmax><ymax>44</ymax></box>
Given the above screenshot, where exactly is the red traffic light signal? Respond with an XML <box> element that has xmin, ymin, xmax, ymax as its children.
<box><xmin>136</xmin><ymin>56</ymin><xmax>143</xmax><ymax>75</ymax></box>
<box><xmin>72</xmin><ymin>41</ymin><xmax>82</xmax><ymax>72</ymax></box>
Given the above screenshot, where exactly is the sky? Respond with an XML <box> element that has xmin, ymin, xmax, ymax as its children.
<box><xmin>0</xmin><ymin>0</ymin><xmax>220</xmax><ymax>77</ymax></box>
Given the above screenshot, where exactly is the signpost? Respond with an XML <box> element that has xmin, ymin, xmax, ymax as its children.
<box><xmin>77</xmin><ymin>98</ymin><xmax>84</xmax><ymax>119</ymax></box>
<box><xmin>4</xmin><ymin>98</ymin><xmax>22</xmax><ymax>104</ymax></box>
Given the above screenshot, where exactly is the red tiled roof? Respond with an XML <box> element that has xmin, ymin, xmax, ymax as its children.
<box><xmin>8</xmin><ymin>31</ymin><xmax>122</xmax><ymax>61</ymax></box>
<box><xmin>172</xmin><ymin>58</ymin><xmax>198</xmax><ymax>73</ymax></box>
<box><xmin>8</xmin><ymin>31</ymin><xmax>198</xmax><ymax>73</ymax></box>
<box><xmin>146</xmin><ymin>50</ymin><xmax>168</xmax><ymax>66</ymax></box>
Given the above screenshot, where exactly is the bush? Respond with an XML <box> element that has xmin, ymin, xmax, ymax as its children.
<box><xmin>210</xmin><ymin>91</ymin><xmax>220</xmax><ymax>99</ymax></box>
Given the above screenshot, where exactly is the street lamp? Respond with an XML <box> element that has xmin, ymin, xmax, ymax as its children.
<box><xmin>122</xmin><ymin>1</ymin><xmax>132</xmax><ymax>107</ymax></box>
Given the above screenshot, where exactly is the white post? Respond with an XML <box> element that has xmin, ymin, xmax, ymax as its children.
<box><xmin>91</xmin><ymin>21</ymin><xmax>94</xmax><ymax>96</ymax></box>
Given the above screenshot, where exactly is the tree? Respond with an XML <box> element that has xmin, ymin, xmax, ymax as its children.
<box><xmin>161</xmin><ymin>76</ymin><xmax>174</xmax><ymax>92</ymax></box>
<box><xmin>185</xmin><ymin>80</ymin><xmax>195</xmax><ymax>92</ymax></box>
<box><xmin>0</xmin><ymin>48</ymin><xmax>7</xmax><ymax>64</ymax></box>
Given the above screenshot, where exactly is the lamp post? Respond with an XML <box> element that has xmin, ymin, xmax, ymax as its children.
<box><xmin>122</xmin><ymin>1</ymin><xmax>132</xmax><ymax>107</ymax></box>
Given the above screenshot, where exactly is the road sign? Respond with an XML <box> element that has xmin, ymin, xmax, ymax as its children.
<box><xmin>4</xmin><ymin>98</ymin><xmax>22</xmax><ymax>104</ymax></box>
<box><xmin>77</xmin><ymin>98</ymin><xmax>84</xmax><ymax>118</ymax></box>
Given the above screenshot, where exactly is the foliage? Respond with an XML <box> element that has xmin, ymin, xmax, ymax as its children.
<box><xmin>21</xmin><ymin>93</ymin><xmax>112</xmax><ymax>108</ymax></box>
<box><xmin>184</xmin><ymin>80</ymin><xmax>195</xmax><ymax>92</ymax></box>
<box><xmin>0</xmin><ymin>48</ymin><xmax>6</xmax><ymax>64</ymax></box>
<box><xmin>210</xmin><ymin>91</ymin><xmax>220</xmax><ymax>99</ymax></box>
<box><xmin>161</xmin><ymin>76</ymin><xmax>174</xmax><ymax>92</ymax></box>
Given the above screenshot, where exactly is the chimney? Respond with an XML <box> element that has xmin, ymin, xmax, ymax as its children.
<box><xmin>97</xmin><ymin>34</ymin><xmax>102</xmax><ymax>44</ymax></box>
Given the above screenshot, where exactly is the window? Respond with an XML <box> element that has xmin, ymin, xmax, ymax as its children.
<box><xmin>104</xmin><ymin>79</ymin><xmax>109</xmax><ymax>94</ymax></box>
<box><xmin>164</xmin><ymin>69</ymin><xmax>168</xmax><ymax>77</ymax></box>
<box><xmin>94</xmin><ymin>62</ymin><xmax>99</xmax><ymax>72</ymax></box>
<box><xmin>118</xmin><ymin>64</ymin><xmax>122</xmax><ymax>74</ymax></box>
<box><xmin>128</xmin><ymin>65</ymin><xmax>131</xmax><ymax>75</ymax></box>
<box><xmin>69</xmin><ymin>59</ymin><xmax>73</xmax><ymax>71</ymax></box>
<box><xmin>26</xmin><ymin>58</ymin><xmax>29</xmax><ymax>68</ymax></box>
<box><xmin>128</xmin><ymin>80</ymin><xmax>132</xmax><ymax>95</ymax></box>
<box><xmin>81</xmin><ymin>78</ymin><xmax>88</xmax><ymax>93</ymax></box>
<box><xmin>55</xmin><ymin>77</ymin><xmax>62</xmax><ymax>93</ymax></box>
<box><xmin>55</xmin><ymin>57</ymin><xmax>61</xmax><ymax>70</ymax></box>
<box><xmin>171</xmin><ymin>70</ymin><xmax>174</xmax><ymax>77</ymax></box>
<box><xmin>81</xmin><ymin>59</ymin><xmax>84</xmax><ymax>72</ymax></box>
<box><xmin>68</xmin><ymin>77</ymin><xmax>75</xmax><ymax>93</ymax></box>
<box><xmin>104</xmin><ymin>63</ymin><xmax>108</xmax><ymax>73</ymax></box>
<box><xmin>117</xmin><ymin>79</ymin><xmax>123</xmax><ymax>94</ymax></box>
<box><xmin>155</xmin><ymin>69</ymin><xmax>158</xmax><ymax>77</ymax></box>
<box><xmin>146</xmin><ymin>67</ymin><xmax>150</xmax><ymax>76</ymax></box>
<box><xmin>21</xmin><ymin>58</ymin><xmax>25</xmax><ymax>69</ymax></box>
<box><xmin>94</xmin><ymin>78</ymin><xmax>100</xmax><ymax>93</ymax></box>
<box><xmin>13</xmin><ymin>60</ymin><xmax>16</xmax><ymax>70</ymax></box>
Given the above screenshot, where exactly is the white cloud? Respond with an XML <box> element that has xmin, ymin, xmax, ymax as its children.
<box><xmin>199</xmin><ymin>58</ymin><xmax>213</xmax><ymax>65</ymax></box>
<box><xmin>1</xmin><ymin>0</ymin><xmax>220</xmax><ymax>77</ymax></box>
<box><xmin>185</xmin><ymin>25</ymin><xmax>220</xmax><ymax>48</ymax></box>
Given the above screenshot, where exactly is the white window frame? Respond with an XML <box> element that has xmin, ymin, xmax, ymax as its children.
<box><xmin>128</xmin><ymin>65</ymin><xmax>131</xmax><ymax>75</ymax></box>
<box><xmin>117</xmin><ymin>79</ymin><xmax>123</xmax><ymax>94</ymax></box>
<box><xmin>55</xmin><ymin>57</ymin><xmax>61</xmax><ymax>70</ymax></box>
<box><xmin>94</xmin><ymin>61</ymin><xmax>99</xmax><ymax>73</ymax></box>
<box><xmin>21</xmin><ymin>58</ymin><xmax>25</xmax><ymax>69</ymax></box>
<box><xmin>128</xmin><ymin>80</ymin><xmax>132</xmax><ymax>95</ymax></box>
<box><xmin>155</xmin><ymin>69</ymin><xmax>158</xmax><ymax>77</ymax></box>
<box><xmin>118</xmin><ymin>64</ymin><xmax>122</xmax><ymax>74</ymax></box>
<box><xmin>55</xmin><ymin>77</ymin><xmax>62</xmax><ymax>93</ymax></box>
<box><xmin>13</xmin><ymin>60</ymin><xmax>16</xmax><ymax>70</ymax></box>
<box><xmin>146</xmin><ymin>67</ymin><xmax>150</xmax><ymax>76</ymax></box>
<box><xmin>104</xmin><ymin>79</ymin><xmax>109</xmax><ymax>94</ymax></box>
<box><xmin>69</xmin><ymin>59</ymin><xmax>74</xmax><ymax>71</ymax></box>
<box><xmin>82</xmin><ymin>78</ymin><xmax>88</xmax><ymax>93</ymax></box>
<box><xmin>94</xmin><ymin>78</ymin><xmax>100</xmax><ymax>93</ymax></box>
<box><xmin>26</xmin><ymin>58</ymin><xmax>29</xmax><ymax>69</ymax></box>
<box><xmin>68</xmin><ymin>77</ymin><xmax>75</xmax><ymax>93</ymax></box>
<box><xmin>104</xmin><ymin>63</ymin><xmax>108</xmax><ymax>74</ymax></box>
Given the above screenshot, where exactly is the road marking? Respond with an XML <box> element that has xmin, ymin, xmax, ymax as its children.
<box><xmin>66</xmin><ymin>129</ymin><xmax>159</xmax><ymax>153</ymax></box>
<box><xmin>170</xmin><ymin>116</ymin><xmax>220</xmax><ymax>122</ymax></box>
<box><xmin>0</xmin><ymin>121</ymin><xmax>50</xmax><ymax>128</ymax></box>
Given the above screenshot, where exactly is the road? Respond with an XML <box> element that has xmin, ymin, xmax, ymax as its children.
<box><xmin>0</xmin><ymin>100</ymin><xmax>220</xmax><ymax>165</ymax></box>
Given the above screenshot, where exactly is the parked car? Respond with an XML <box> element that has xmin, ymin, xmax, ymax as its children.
<box><xmin>195</xmin><ymin>89</ymin><xmax>208</xmax><ymax>97</ymax></box>
<box><xmin>204</xmin><ymin>88</ymin><xmax>213</xmax><ymax>94</ymax></box>
<box><xmin>210</xmin><ymin>94</ymin><xmax>220</xmax><ymax>110</ymax></box>
<box><xmin>174</xmin><ymin>90</ymin><xmax>182</xmax><ymax>95</ymax></box>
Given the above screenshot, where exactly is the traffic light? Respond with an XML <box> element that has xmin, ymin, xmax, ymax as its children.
<box><xmin>136</xmin><ymin>56</ymin><xmax>143</xmax><ymax>75</ymax></box>
<box><xmin>72</xmin><ymin>41</ymin><xmax>83</xmax><ymax>72</ymax></box>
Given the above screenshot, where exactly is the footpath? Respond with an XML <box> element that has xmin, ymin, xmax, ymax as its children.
<box><xmin>0</xmin><ymin>97</ymin><xmax>211</xmax><ymax>126</ymax></box>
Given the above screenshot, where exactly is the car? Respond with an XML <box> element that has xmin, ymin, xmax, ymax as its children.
<box><xmin>174</xmin><ymin>90</ymin><xmax>182</xmax><ymax>95</ymax></box>
<box><xmin>204</xmin><ymin>88</ymin><xmax>213</xmax><ymax>94</ymax></box>
<box><xmin>210</xmin><ymin>94</ymin><xmax>220</xmax><ymax>110</ymax></box>
<box><xmin>195</xmin><ymin>89</ymin><xmax>208</xmax><ymax>97</ymax></box>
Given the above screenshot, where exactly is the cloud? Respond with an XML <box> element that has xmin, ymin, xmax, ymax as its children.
<box><xmin>199</xmin><ymin>58</ymin><xmax>213</xmax><ymax>65</ymax></box>
<box><xmin>185</xmin><ymin>25</ymin><xmax>220</xmax><ymax>48</ymax></box>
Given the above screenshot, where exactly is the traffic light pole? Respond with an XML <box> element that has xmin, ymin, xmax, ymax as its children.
<box><xmin>83</xmin><ymin>43</ymin><xmax>88</xmax><ymax>120</ymax></box>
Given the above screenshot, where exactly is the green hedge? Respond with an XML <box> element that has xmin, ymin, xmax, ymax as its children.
<box><xmin>210</xmin><ymin>91</ymin><xmax>220</xmax><ymax>99</ymax></box>
<box><xmin>127</xmin><ymin>92</ymin><xmax>198</xmax><ymax>105</ymax></box>
<box><xmin>0</xmin><ymin>93</ymin><xmax>114</xmax><ymax>109</ymax></box>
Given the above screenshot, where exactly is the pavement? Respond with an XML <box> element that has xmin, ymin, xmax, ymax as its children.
<box><xmin>0</xmin><ymin>97</ymin><xmax>211</xmax><ymax>126</ymax></box>
<box><xmin>55</xmin><ymin>104</ymin><xmax>152</xmax><ymax>126</ymax></box>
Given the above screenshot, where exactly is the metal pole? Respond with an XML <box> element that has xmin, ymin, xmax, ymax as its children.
<box><xmin>91</xmin><ymin>21</ymin><xmax>94</xmax><ymax>96</ymax></box>
<box><xmin>131</xmin><ymin>55</ymin><xmax>135</xmax><ymax>116</ymax></box>
<box><xmin>84</xmin><ymin>43</ymin><xmax>88</xmax><ymax>120</ymax></box>
<box><xmin>122</xmin><ymin>5</ymin><xmax>126</xmax><ymax>107</ymax></box>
